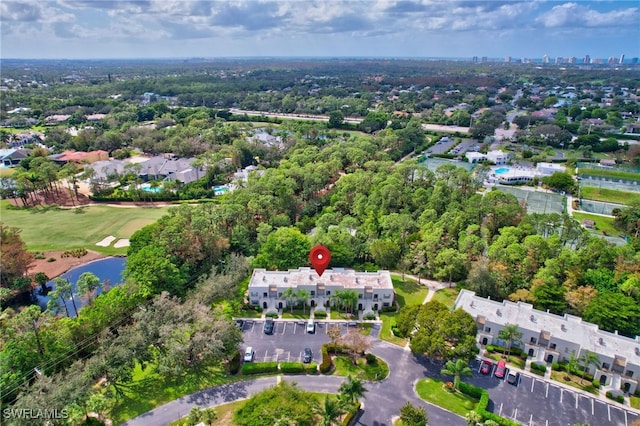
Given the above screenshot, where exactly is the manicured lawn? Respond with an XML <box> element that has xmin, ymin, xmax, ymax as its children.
<box><xmin>431</xmin><ymin>287</ymin><xmax>460</xmax><ymax>308</ymax></box>
<box><xmin>281</xmin><ymin>308</ymin><xmax>310</xmax><ymax>319</ymax></box>
<box><xmin>0</xmin><ymin>201</ymin><xmax>172</xmax><ymax>254</ymax></box>
<box><xmin>332</xmin><ymin>355</ymin><xmax>389</xmax><ymax>381</ymax></box>
<box><xmin>572</xmin><ymin>212</ymin><xmax>618</xmax><ymax>236</ymax></box>
<box><xmin>378</xmin><ymin>275</ymin><xmax>428</xmax><ymax>347</ymax></box>
<box><xmin>358</xmin><ymin>323</ymin><xmax>373</xmax><ymax>336</ymax></box>
<box><xmin>0</xmin><ymin>167</ymin><xmax>16</xmax><ymax>177</ymax></box>
<box><xmin>630</xmin><ymin>396</ymin><xmax>640</xmax><ymax>410</ymax></box>
<box><xmin>111</xmin><ymin>361</ymin><xmax>241</xmax><ymax>424</ymax></box>
<box><xmin>415</xmin><ymin>378</ymin><xmax>478</xmax><ymax>416</ymax></box>
<box><xmin>379</xmin><ymin>312</ymin><xmax>408</xmax><ymax>347</ymax></box>
<box><xmin>332</xmin><ymin>311</ymin><xmax>358</xmax><ymax>320</ymax></box>
<box><xmin>391</xmin><ymin>276</ymin><xmax>429</xmax><ymax>306</ymax></box>
<box><xmin>484</xmin><ymin>352</ymin><xmax>526</xmax><ymax>369</ymax></box>
<box><xmin>580</xmin><ymin>186</ymin><xmax>640</xmax><ymax>205</ymax></box>
<box><xmin>578</xmin><ymin>168</ymin><xmax>640</xmax><ymax>182</ymax></box>
<box><xmin>550</xmin><ymin>371</ymin><xmax>599</xmax><ymax>395</ymax></box>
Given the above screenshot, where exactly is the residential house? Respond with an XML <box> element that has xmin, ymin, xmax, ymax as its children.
<box><xmin>49</xmin><ymin>150</ymin><xmax>108</xmax><ymax>165</ymax></box>
<box><xmin>248</xmin><ymin>267</ymin><xmax>394</xmax><ymax>315</ymax></box>
<box><xmin>0</xmin><ymin>148</ymin><xmax>29</xmax><ymax>167</ymax></box>
<box><xmin>455</xmin><ymin>290</ymin><xmax>640</xmax><ymax>395</ymax></box>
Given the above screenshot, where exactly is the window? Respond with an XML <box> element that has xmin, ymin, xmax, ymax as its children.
<box><xmin>550</xmin><ymin>343</ymin><xmax>557</xmax><ymax>350</ymax></box>
<box><xmin>626</xmin><ymin>370</ymin><xmax>634</xmax><ymax>378</ymax></box>
<box><xmin>263</xmin><ymin>292</ymin><xmax>268</xmax><ymax>298</ymax></box>
<box><xmin>326</xmin><ymin>291</ymin><xmax>330</xmax><ymax>296</ymax></box>
<box><xmin>311</xmin><ymin>291</ymin><xmax>315</xmax><ymax>296</ymax></box>
<box><xmin>484</xmin><ymin>327</ymin><xmax>491</xmax><ymax>333</ymax></box>
<box><xmin>278</xmin><ymin>292</ymin><xmax>282</xmax><ymax>297</ymax></box>
<box><xmin>530</xmin><ymin>337</ymin><xmax>537</xmax><ymax>344</ymax></box>
<box><xmin>250</xmin><ymin>291</ymin><xmax>258</xmax><ymax>297</ymax></box>
<box><xmin>602</xmin><ymin>362</ymin><xmax>610</xmax><ymax>370</ymax></box>
<box><xmin>358</xmin><ymin>294</ymin><xmax>362</xmax><ymax>299</ymax></box>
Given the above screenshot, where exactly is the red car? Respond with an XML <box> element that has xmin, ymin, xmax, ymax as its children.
<box><xmin>480</xmin><ymin>360</ymin><xmax>493</xmax><ymax>375</ymax></box>
<box><xmin>494</xmin><ymin>360</ymin><xmax>507</xmax><ymax>379</ymax></box>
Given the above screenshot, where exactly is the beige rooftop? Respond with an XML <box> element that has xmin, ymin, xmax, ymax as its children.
<box><xmin>250</xmin><ymin>267</ymin><xmax>393</xmax><ymax>290</ymax></box>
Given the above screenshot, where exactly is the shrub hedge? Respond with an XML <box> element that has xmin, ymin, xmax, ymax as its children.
<box><xmin>279</xmin><ymin>362</ymin><xmax>305</xmax><ymax>374</ymax></box>
<box><xmin>314</xmin><ymin>311</ymin><xmax>327</xmax><ymax>318</ymax></box>
<box><xmin>241</xmin><ymin>361</ymin><xmax>278</xmax><ymax>375</ymax></box>
<box><xmin>320</xmin><ymin>345</ymin><xmax>332</xmax><ymax>373</ymax></box>
<box><xmin>606</xmin><ymin>392</ymin><xmax>625</xmax><ymax>404</ymax></box>
<box><xmin>530</xmin><ymin>362</ymin><xmax>547</xmax><ymax>373</ymax></box>
<box><xmin>265</xmin><ymin>312</ymin><xmax>279</xmax><ymax>318</ymax></box>
<box><xmin>341</xmin><ymin>402</ymin><xmax>361</xmax><ymax>426</ymax></box>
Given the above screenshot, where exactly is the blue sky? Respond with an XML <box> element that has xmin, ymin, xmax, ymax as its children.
<box><xmin>1</xmin><ymin>1</ymin><xmax>639</xmax><ymax>60</ymax></box>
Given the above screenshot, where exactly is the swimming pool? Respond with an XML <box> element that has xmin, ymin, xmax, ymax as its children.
<box><xmin>494</xmin><ymin>167</ymin><xmax>510</xmax><ymax>175</ymax></box>
<box><xmin>140</xmin><ymin>183</ymin><xmax>162</xmax><ymax>193</ymax></box>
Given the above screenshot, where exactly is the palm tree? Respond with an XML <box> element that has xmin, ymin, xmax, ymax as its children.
<box><xmin>565</xmin><ymin>353</ymin><xmax>581</xmax><ymax>381</ymax></box>
<box><xmin>497</xmin><ymin>323</ymin><xmax>523</xmax><ymax>357</ymax></box>
<box><xmin>338</xmin><ymin>375</ymin><xmax>368</xmax><ymax>405</ymax></box>
<box><xmin>465</xmin><ymin>410</ymin><xmax>482</xmax><ymax>426</ymax></box>
<box><xmin>399</xmin><ymin>401</ymin><xmax>428</xmax><ymax>426</ymax></box>
<box><xmin>313</xmin><ymin>395</ymin><xmax>345</xmax><ymax>426</ymax></box>
<box><xmin>296</xmin><ymin>288</ymin><xmax>309</xmax><ymax>314</ymax></box>
<box><xmin>334</xmin><ymin>289</ymin><xmax>359</xmax><ymax>315</ymax></box>
<box><xmin>580</xmin><ymin>350</ymin><xmax>601</xmax><ymax>385</ymax></box>
<box><xmin>441</xmin><ymin>359</ymin><xmax>473</xmax><ymax>390</ymax></box>
<box><xmin>281</xmin><ymin>287</ymin><xmax>297</xmax><ymax>313</ymax></box>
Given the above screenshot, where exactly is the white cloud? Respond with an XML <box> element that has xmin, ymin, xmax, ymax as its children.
<box><xmin>536</xmin><ymin>2</ymin><xmax>639</xmax><ymax>28</ymax></box>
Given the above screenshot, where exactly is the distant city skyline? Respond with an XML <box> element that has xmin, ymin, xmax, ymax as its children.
<box><xmin>1</xmin><ymin>1</ymin><xmax>638</xmax><ymax>60</ymax></box>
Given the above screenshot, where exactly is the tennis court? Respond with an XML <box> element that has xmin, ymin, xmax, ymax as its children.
<box><xmin>578</xmin><ymin>199</ymin><xmax>623</xmax><ymax>216</ymax></box>
<box><xmin>495</xmin><ymin>186</ymin><xmax>565</xmax><ymax>214</ymax></box>
<box><xmin>578</xmin><ymin>176</ymin><xmax>640</xmax><ymax>193</ymax></box>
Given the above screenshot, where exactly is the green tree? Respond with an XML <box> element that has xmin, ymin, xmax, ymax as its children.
<box><xmin>234</xmin><ymin>381</ymin><xmax>315</xmax><ymax>426</ymax></box>
<box><xmin>253</xmin><ymin>227</ymin><xmax>310</xmax><ymax>271</ymax></box>
<box><xmin>440</xmin><ymin>358</ymin><xmax>473</xmax><ymax>390</ymax></box>
<box><xmin>432</xmin><ymin>248</ymin><xmax>467</xmax><ymax>287</ymax></box>
<box><xmin>296</xmin><ymin>288</ymin><xmax>309</xmax><ymax>314</ymax></box>
<box><xmin>338</xmin><ymin>375</ymin><xmax>368</xmax><ymax>405</ymax></box>
<box><xmin>75</xmin><ymin>272</ymin><xmax>102</xmax><ymax>305</ymax></box>
<box><xmin>34</xmin><ymin>272</ymin><xmax>49</xmax><ymax>294</ymax></box>
<box><xmin>0</xmin><ymin>224</ymin><xmax>33</xmax><ymax>288</ymax></box>
<box><xmin>328</xmin><ymin>110</ymin><xmax>345</xmax><ymax>128</ymax></box>
<box><xmin>282</xmin><ymin>287</ymin><xmax>297</xmax><ymax>313</ymax></box>
<box><xmin>313</xmin><ymin>395</ymin><xmax>345</xmax><ymax>426</ymax></box>
<box><xmin>497</xmin><ymin>324</ymin><xmax>523</xmax><ymax>357</ymax></box>
<box><xmin>542</xmin><ymin>172</ymin><xmax>576</xmax><ymax>194</ymax></box>
<box><xmin>565</xmin><ymin>353</ymin><xmax>581</xmax><ymax>381</ymax></box>
<box><xmin>399</xmin><ymin>401</ymin><xmax>428</xmax><ymax>426</ymax></box>
<box><xmin>584</xmin><ymin>292</ymin><xmax>640</xmax><ymax>337</ymax></box>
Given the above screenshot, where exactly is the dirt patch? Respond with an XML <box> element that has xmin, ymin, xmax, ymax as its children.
<box><xmin>29</xmin><ymin>250</ymin><xmax>108</xmax><ymax>281</ymax></box>
<box><xmin>9</xmin><ymin>189</ymin><xmax>91</xmax><ymax>208</ymax></box>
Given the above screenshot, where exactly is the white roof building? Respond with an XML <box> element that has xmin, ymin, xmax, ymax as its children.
<box><xmin>455</xmin><ymin>289</ymin><xmax>640</xmax><ymax>395</ymax></box>
<box><xmin>248</xmin><ymin>267</ymin><xmax>394</xmax><ymax>315</ymax></box>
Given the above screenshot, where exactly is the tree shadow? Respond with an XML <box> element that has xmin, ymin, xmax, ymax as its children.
<box><xmin>73</xmin><ymin>207</ymin><xmax>87</xmax><ymax>214</ymax></box>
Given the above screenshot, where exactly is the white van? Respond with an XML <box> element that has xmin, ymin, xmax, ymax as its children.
<box><xmin>306</xmin><ymin>319</ymin><xmax>315</xmax><ymax>334</ymax></box>
<box><xmin>243</xmin><ymin>346</ymin><xmax>254</xmax><ymax>362</ymax></box>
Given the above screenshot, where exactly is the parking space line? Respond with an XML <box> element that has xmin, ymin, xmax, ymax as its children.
<box><xmin>545</xmin><ymin>382</ymin><xmax>549</xmax><ymax>398</ymax></box>
<box><xmin>625</xmin><ymin>409</ymin><xmax>628</xmax><ymax>426</ymax></box>
<box><xmin>281</xmin><ymin>323</ymin><xmax>286</xmax><ymax>334</ymax></box>
<box><xmin>591</xmin><ymin>398</ymin><xmax>594</xmax><ymax>415</ymax></box>
<box><xmin>513</xmin><ymin>408</ymin><xmax>517</xmax><ymax>422</ymax></box>
<box><xmin>560</xmin><ymin>388</ymin><xmax>563</xmax><ymax>403</ymax></box>
<box><xmin>608</xmin><ymin>404</ymin><xmax>611</xmax><ymax>422</ymax></box>
<box><xmin>530</xmin><ymin>378</ymin><xmax>535</xmax><ymax>393</ymax></box>
<box><xmin>498</xmin><ymin>403</ymin><xmax>503</xmax><ymax>417</ymax></box>
<box><xmin>575</xmin><ymin>394</ymin><xmax>578</xmax><ymax>409</ymax></box>
<box><xmin>528</xmin><ymin>414</ymin><xmax>532</xmax><ymax>425</ymax></box>
<box><xmin>263</xmin><ymin>350</ymin><xmax>268</xmax><ymax>362</ymax></box>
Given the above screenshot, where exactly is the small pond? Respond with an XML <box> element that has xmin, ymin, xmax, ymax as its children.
<box><xmin>34</xmin><ymin>257</ymin><xmax>127</xmax><ymax>317</ymax></box>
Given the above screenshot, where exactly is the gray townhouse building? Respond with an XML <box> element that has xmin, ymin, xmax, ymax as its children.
<box><xmin>455</xmin><ymin>289</ymin><xmax>640</xmax><ymax>395</ymax></box>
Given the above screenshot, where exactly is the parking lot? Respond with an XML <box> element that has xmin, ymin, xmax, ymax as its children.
<box><xmin>470</xmin><ymin>359</ymin><xmax>639</xmax><ymax>426</ymax></box>
<box><xmin>240</xmin><ymin>319</ymin><xmax>378</xmax><ymax>365</ymax></box>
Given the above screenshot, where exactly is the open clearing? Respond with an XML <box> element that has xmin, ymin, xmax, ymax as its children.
<box><xmin>0</xmin><ymin>201</ymin><xmax>172</xmax><ymax>254</ymax></box>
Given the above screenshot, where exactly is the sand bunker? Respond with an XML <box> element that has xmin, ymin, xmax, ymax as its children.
<box><xmin>96</xmin><ymin>235</ymin><xmax>116</xmax><ymax>247</ymax></box>
<box><xmin>113</xmin><ymin>239</ymin><xmax>130</xmax><ymax>248</ymax></box>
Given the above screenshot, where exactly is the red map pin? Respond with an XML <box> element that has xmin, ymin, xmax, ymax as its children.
<box><xmin>309</xmin><ymin>245</ymin><xmax>331</xmax><ymax>277</ymax></box>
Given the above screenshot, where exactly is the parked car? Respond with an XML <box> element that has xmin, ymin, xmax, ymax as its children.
<box><xmin>306</xmin><ymin>319</ymin><xmax>315</xmax><ymax>334</ymax></box>
<box><xmin>303</xmin><ymin>348</ymin><xmax>312</xmax><ymax>363</ymax></box>
<box><xmin>264</xmin><ymin>318</ymin><xmax>274</xmax><ymax>334</ymax></box>
<box><xmin>235</xmin><ymin>319</ymin><xmax>244</xmax><ymax>329</ymax></box>
<box><xmin>480</xmin><ymin>360</ymin><xmax>493</xmax><ymax>375</ymax></box>
<box><xmin>507</xmin><ymin>371</ymin><xmax>520</xmax><ymax>386</ymax></box>
<box><xmin>494</xmin><ymin>360</ymin><xmax>507</xmax><ymax>379</ymax></box>
<box><xmin>243</xmin><ymin>346</ymin><xmax>254</xmax><ymax>362</ymax></box>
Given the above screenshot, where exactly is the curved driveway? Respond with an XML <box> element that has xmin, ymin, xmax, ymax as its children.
<box><xmin>123</xmin><ymin>337</ymin><xmax>466</xmax><ymax>426</ymax></box>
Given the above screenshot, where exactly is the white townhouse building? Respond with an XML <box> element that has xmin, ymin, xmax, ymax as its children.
<box><xmin>248</xmin><ymin>267</ymin><xmax>394</xmax><ymax>315</ymax></box>
<box><xmin>455</xmin><ymin>289</ymin><xmax>640</xmax><ymax>395</ymax></box>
